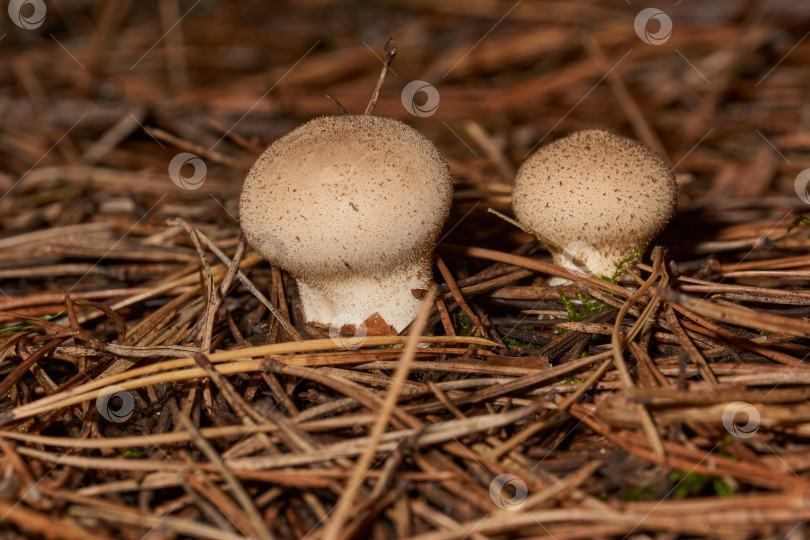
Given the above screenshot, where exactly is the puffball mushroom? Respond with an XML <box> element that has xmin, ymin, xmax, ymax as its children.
<box><xmin>239</xmin><ymin>115</ymin><xmax>452</xmax><ymax>332</ymax></box>
<box><xmin>512</xmin><ymin>130</ymin><xmax>677</xmax><ymax>284</ymax></box>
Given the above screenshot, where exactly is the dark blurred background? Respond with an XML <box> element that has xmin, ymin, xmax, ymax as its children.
<box><xmin>0</xmin><ymin>0</ymin><xmax>809</xmax><ymax>249</ymax></box>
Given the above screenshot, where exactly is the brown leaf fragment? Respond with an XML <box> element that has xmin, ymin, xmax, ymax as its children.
<box><xmin>363</xmin><ymin>312</ymin><xmax>398</xmax><ymax>337</ymax></box>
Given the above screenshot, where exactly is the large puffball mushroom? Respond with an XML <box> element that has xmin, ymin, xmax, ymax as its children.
<box><xmin>239</xmin><ymin>115</ymin><xmax>452</xmax><ymax>332</ymax></box>
<box><xmin>512</xmin><ymin>130</ymin><xmax>677</xmax><ymax>284</ymax></box>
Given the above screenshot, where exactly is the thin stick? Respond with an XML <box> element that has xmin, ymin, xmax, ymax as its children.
<box><xmin>321</xmin><ymin>287</ymin><xmax>435</xmax><ymax>540</ymax></box>
<box><xmin>0</xmin><ymin>336</ymin><xmax>497</xmax><ymax>426</ymax></box>
<box><xmin>325</xmin><ymin>94</ymin><xmax>349</xmax><ymax>115</ymax></box>
<box><xmin>194</xmin><ymin>228</ymin><xmax>303</xmax><ymax>341</ymax></box>
<box><xmin>610</xmin><ymin>249</ymin><xmax>666</xmax><ymax>458</ymax></box>
<box><xmin>364</xmin><ymin>38</ymin><xmax>397</xmax><ymax>115</ymax></box>
<box><xmin>487</xmin><ymin>208</ymin><xmax>561</xmax><ymax>251</ymax></box>
<box><xmin>581</xmin><ymin>32</ymin><xmax>668</xmax><ymax>160</ymax></box>
<box><xmin>167</xmin><ymin>218</ymin><xmax>218</xmax><ymax>352</ymax></box>
<box><xmin>170</xmin><ymin>400</ymin><xmax>274</xmax><ymax>540</ymax></box>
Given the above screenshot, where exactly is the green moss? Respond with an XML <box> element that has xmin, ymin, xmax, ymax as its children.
<box><xmin>669</xmin><ymin>470</ymin><xmax>735</xmax><ymax>498</ymax></box>
<box><xmin>557</xmin><ymin>246</ymin><xmax>646</xmax><ymax>327</ymax></box>
<box><xmin>0</xmin><ymin>312</ymin><xmax>63</xmax><ymax>335</ymax></box>
<box><xmin>454</xmin><ymin>312</ymin><xmax>474</xmax><ymax>336</ymax></box>
<box><xmin>712</xmin><ymin>479</ymin><xmax>736</xmax><ymax>496</ymax></box>
<box><xmin>622</xmin><ymin>484</ymin><xmax>657</xmax><ymax>501</ymax></box>
<box><xmin>604</xmin><ymin>245</ymin><xmax>647</xmax><ymax>284</ymax></box>
<box><xmin>558</xmin><ymin>290</ymin><xmax>610</xmax><ymax>324</ymax></box>
<box><xmin>503</xmin><ymin>335</ymin><xmax>543</xmax><ymax>350</ymax></box>
<box><xmin>664</xmin><ymin>436</ymin><xmax>738</xmax><ymax>497</ymax></box>
<box><xmin>718</xmin><ymin>435</ymin><xmax>739</xmax><ymax>460</ymax></box>
<box><xmin>787</xmin><ymin>215</ymin><xmax>810</xmax><ymax>232</ymax></box>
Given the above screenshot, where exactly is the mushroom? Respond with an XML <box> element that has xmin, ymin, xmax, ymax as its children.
<box><xmin>239</xmin><ymin>114</ymin><xmax>452</xmax><ymax>332</ymax></box>
<box><xmin>512</xmin><ymin>130</ymin><xmax>677</xmax><ymax>284</ymax></box>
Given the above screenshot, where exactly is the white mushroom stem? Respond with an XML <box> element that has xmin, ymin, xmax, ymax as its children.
<box><xmin>297</xmin><ymin>259</ymin><xmax>431</xmax><ymax>332</ymax></box>
<box><xmin>239</xmin><ymin>115</ymin><xmax>452</xmax><ymax>333</ymax></box>
<box><xmin>511</xmin><ymin>130</ymin><xmax>677</xmax><ymax>289</ymax></box>
<box><xmin>548</xmin><ymin>246</ymin><xmax>632</xmax><ymax>286</ymax></box>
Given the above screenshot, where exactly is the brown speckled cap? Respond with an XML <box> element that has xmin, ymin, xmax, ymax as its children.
<box><xmin>239</xmin><ymin>114</ymin><xmax>452</xmax><ymax>330</ymax></box>
<box><xmin>512</xmin><ymin>129</ymin><xmax>677</xmax><ymax>277</ymax></box>
<box><xmin>239</xmin><ymin>114</ymin><xmax>452</xmax><ymax>278</ymax></box>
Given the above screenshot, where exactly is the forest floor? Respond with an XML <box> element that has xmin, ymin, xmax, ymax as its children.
<box><xmin>2</xmin><ymin>1</ymin><xmax>810</xmax><ymax>538</ymax></box>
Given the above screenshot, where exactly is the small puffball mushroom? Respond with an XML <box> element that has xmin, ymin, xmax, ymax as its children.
<box><xmin>512</xmin><ymin>130</ymin><xmax>677</xmax><ymax>284</ymax></box>
<box><xmin>239</xmin><ymin>115</ymin><xmax>452</xmax><ymax>332</ymax></box>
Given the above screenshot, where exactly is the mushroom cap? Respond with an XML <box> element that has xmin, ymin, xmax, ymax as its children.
<box><xmin>239</xmin><ymin>115</ymin><xmax>452</xmax><ymax>280</ymax></box>
<box><xmin>512</xmin><ymin>130</ymin><xmax>677</xmax><ymax>259</ymax></box>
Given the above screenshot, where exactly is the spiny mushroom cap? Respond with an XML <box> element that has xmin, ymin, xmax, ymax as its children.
<box><xmin>512</xmin><ymin>130</ymin><xmax>677</xmax><ymax>259</ymax></box>
<box><xmin>239</xmin><ymin>115</ymin><xmax>453</xmax><ymax>280</ymax></box>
